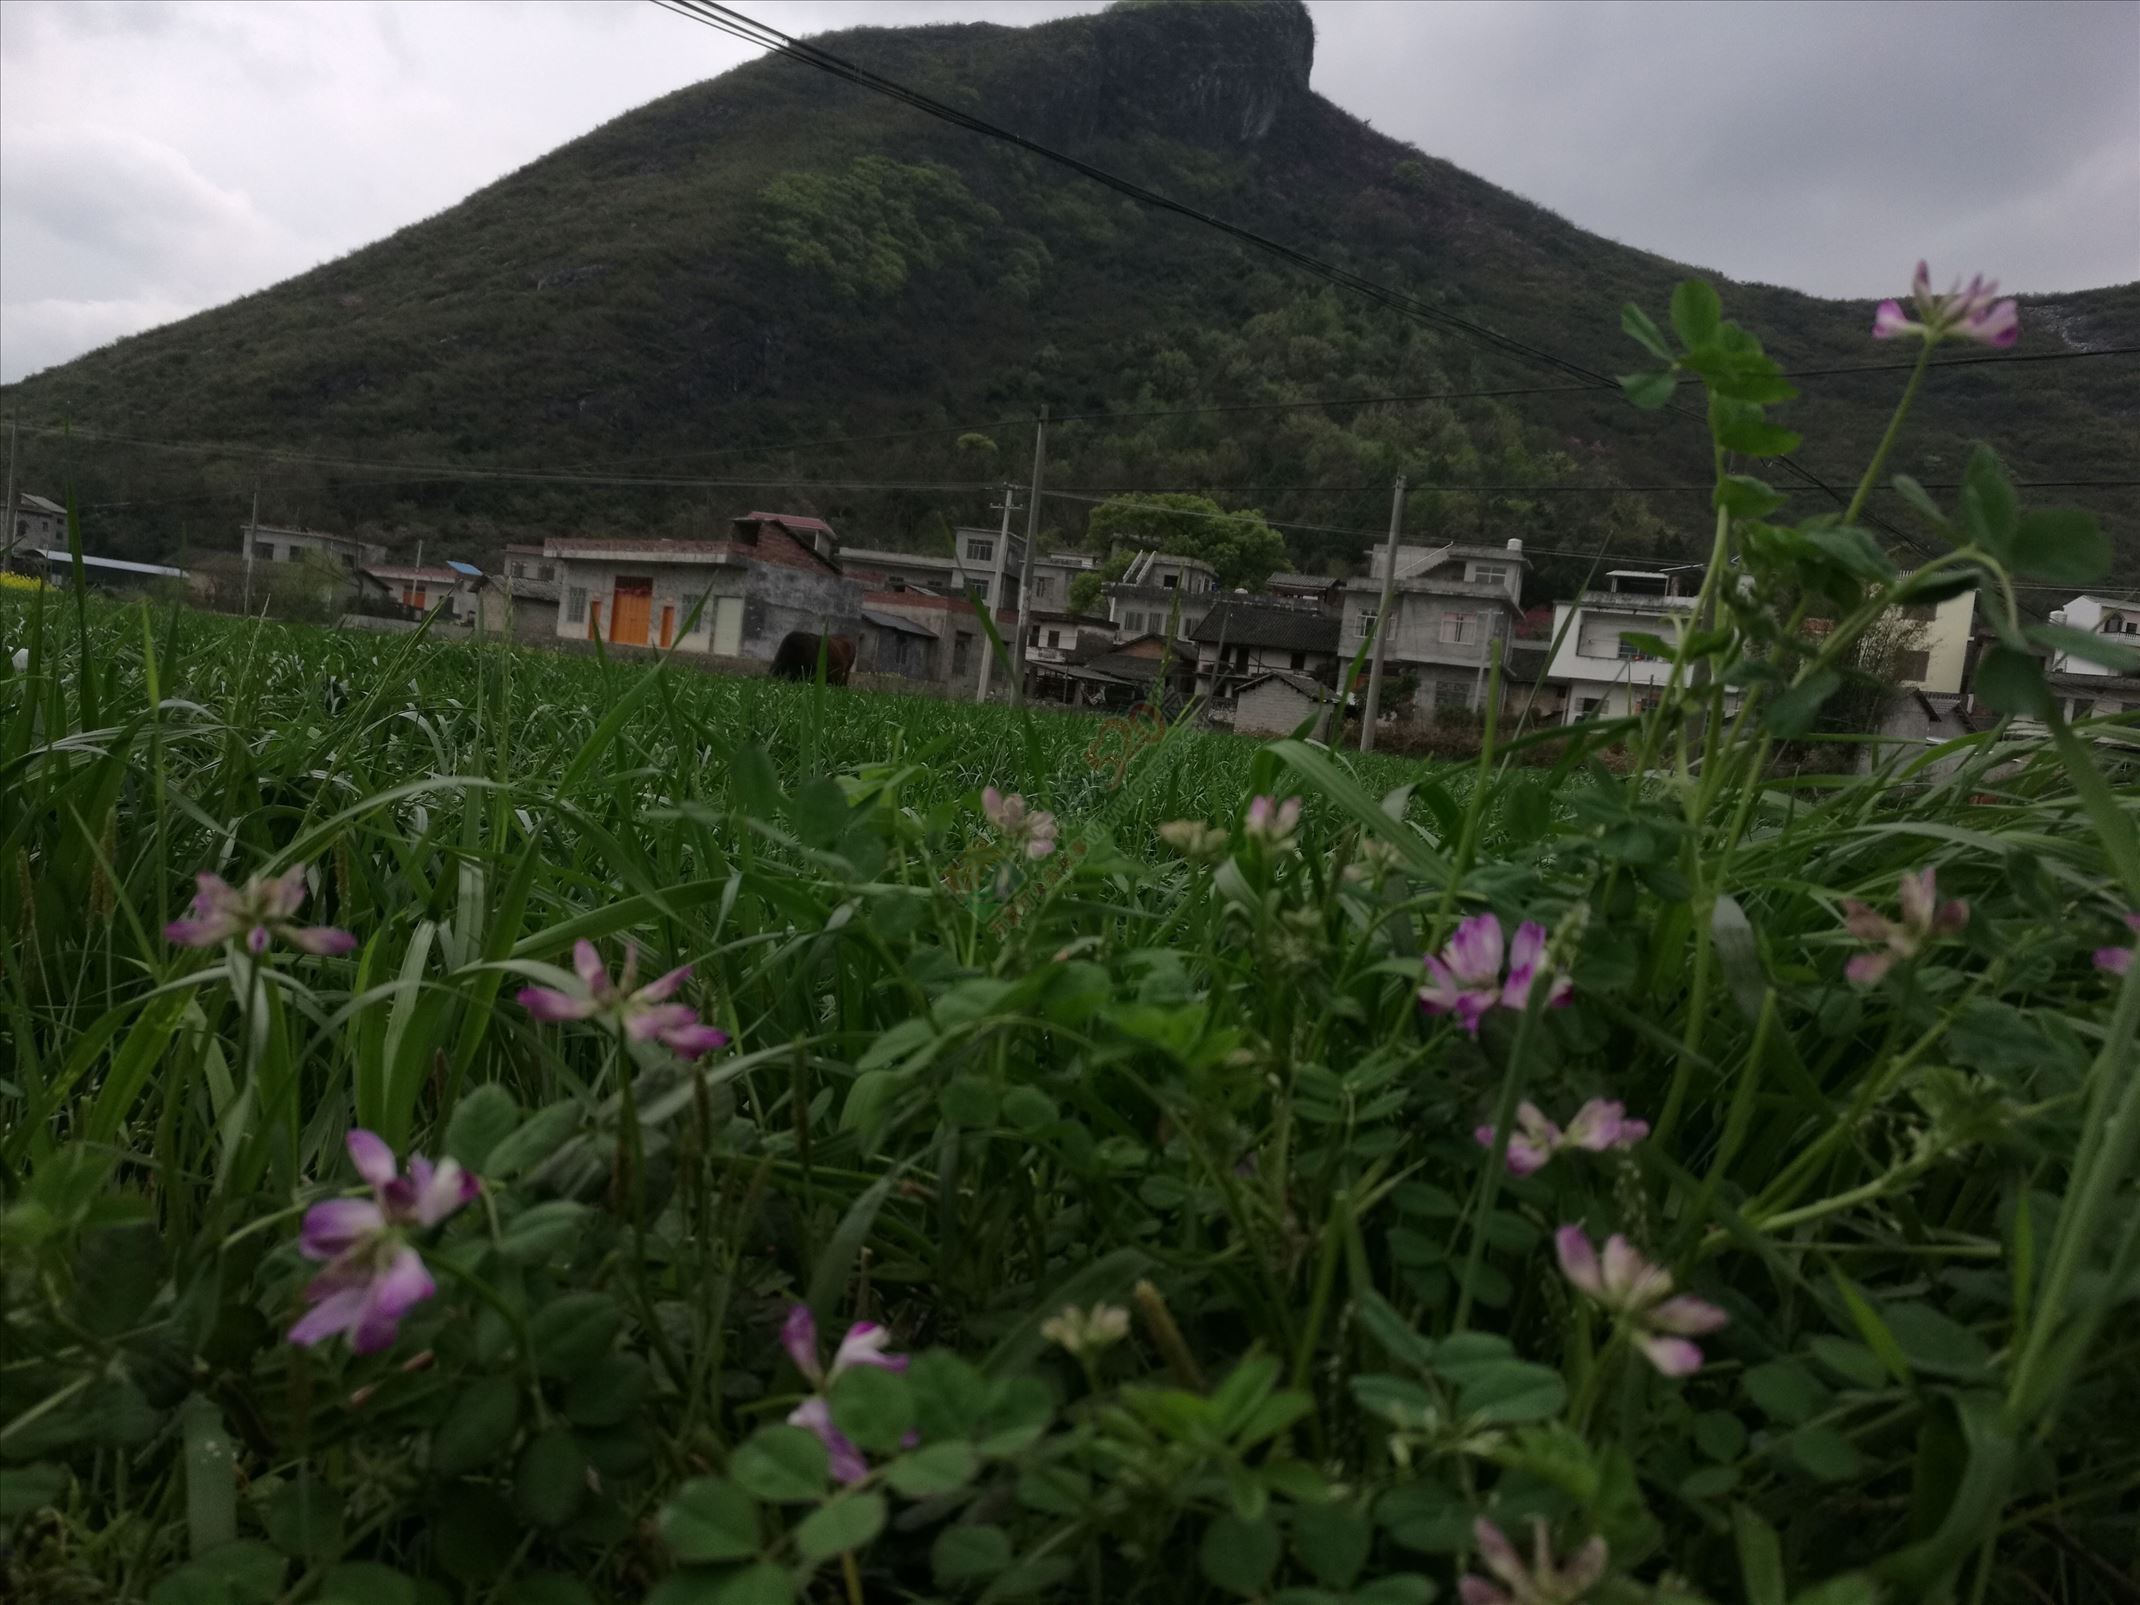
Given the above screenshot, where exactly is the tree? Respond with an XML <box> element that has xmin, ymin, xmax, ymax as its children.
<box><xmin>1083</xmin><ymin>493</ymin><xmax>1289</xmax><ymax>592</ymax></box>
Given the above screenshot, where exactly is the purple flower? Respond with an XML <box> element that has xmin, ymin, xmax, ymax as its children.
<box><xmin>1842</xmin><ymin>866</ymin><xmax>1968</xmax><ymax>985</ymax></box>
<box><xmin>982</xmin><ymin>786</ymin><xmax>1058</xmax><ymax>860</ymax></box>
<box><xmin>1243</xmin><ymin>794</ymin><xmax>1302</xmax><ymax>846</ymax></box>
<box><xmin>781</xmin><ymin>1305</ymin><xmax>907</xmax><ymax>1485</ymax></box>
<box><xmin>288</xmin><ymin>1129</ymin><xmax>479</xmax><ymax>1355</ymax></box>
<box><xmin>1555</xmin><ymin>1225</ymin><xmax>1727</xmax><ymax>1377</ymax></box>
<box><xmin>2093</xmin><ymin>912</ymin><xmax>2140</xmax><ymax>976</ymax></box>
<box><xmin>1421</xmin><ymin>915</ymin><xmax>1572</xmax><ymax>1035</ymax></box>
<box><xmin>1871</xmin><ymin>261</ymin><xmax>2019</xmax><ymax>349</ymax></box>
<box><xmin>517</xmin><ymin>939</ymin><xmax>730</xmax><ymax>1058</ymax></box>
<box><xmin>165</xmin><ymin>865</ymin><xmax>356</xmax><ymax>957</ymax></box>
<box><xmin>1475</xmin><ymin>1098</ymin><xmax>1648</xmax><ymax>1176</ymax></box>
<box><xmin>1459</xmin><ymin>1517</ymin><xmax>1608</xmax><ymax>1605</ymax></box>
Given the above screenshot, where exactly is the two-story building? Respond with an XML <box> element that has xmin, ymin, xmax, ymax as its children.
<box><xmin>1340</xmin><ymin>539</ymin><xmax>1530</xmax><ymax>719</ymax></box>
<box><xmin>545</xmin><ymin>511</ymin><xmax>861</xmax><ymax>660</ymax></box>
<box><xmin>1543</xmin><ymin>568</ymin><xmax>1697</xmax><ymax>723</ymax></box>
<box><xmin>2042</xmin><ymin>593</ymin><xmax>2140</xmax><ymax>720</ymax></box>
<box><xmin>1105</xmin><ymin>552</ymin><xmax>1220</xmax><ymax>640</ymax></box>
<box><xmin>1025</xmin><ymin>552</ymin><xmax>1099</xmax><ymax>614</ymax></box>
<box><xmin>242</xmin><ymin>524</ymin><xmax>387</xmax><ymax>573</ymax></box>
<box><xmin>1190</xmin><ymin>598</ymin><xmax>1341</xmax><ymax>698</ymax></box>
<box><xmin>8</xmin><ymin>493</ymin><xmax>66</xmax><ymax>551</ymax></box>
<box><xmin>842</xmin><ymin>530</ymin><xmax>1023</xmax><ymax>614</ymax></box>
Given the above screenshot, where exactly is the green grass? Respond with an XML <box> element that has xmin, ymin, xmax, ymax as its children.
<box><xmin>5</xmin><ymin>577</ymin><xmax>2136</xmax><ymax>1604</ymax></box>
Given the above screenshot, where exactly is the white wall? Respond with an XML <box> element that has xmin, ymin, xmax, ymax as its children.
<box><xmin>553</xmin><ymin>559</ymin><xmax>740</xmax><ymax>651</ymax></box>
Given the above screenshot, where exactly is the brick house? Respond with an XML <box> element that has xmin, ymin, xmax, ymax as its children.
<box><xmin>545</xmin><ymin>512</ymin><xmax>861</xmax><ymax>659</ymax></box>
<box><xmin>1190</xmin><ymin>598</ymin><xmax>1341</xmax><ymax>698</ymax></box>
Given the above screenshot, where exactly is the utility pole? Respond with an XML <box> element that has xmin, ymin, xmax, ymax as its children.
<box><xmin>1359</xmin><ymin>475</ymin><xmax>1407</xmax><ymax>754</ymax></box>
<box><xmin>1008</xmin><ymin>405</ymin><xmax>1048</xmax><ymax>707</ymax></box>
<box><xmin>975</xmin><ymin>481</ymin><xmax>1019</xmax><ymax>703</ymax></box>
<box><xmin>1</xmin><ymin>416</ymin><xmax>19</xmax><ymax>571</ymax></box>
<box><xmin>241</xmin><ymin>475</ymin><xmax>262</xmax><ymax>615</ymax></box>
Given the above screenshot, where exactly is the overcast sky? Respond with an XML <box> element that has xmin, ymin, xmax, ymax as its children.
<box><xmin>2</xmin><ymin>0</ymin><xmax>2135</xmax><ymax>384</ymax></box>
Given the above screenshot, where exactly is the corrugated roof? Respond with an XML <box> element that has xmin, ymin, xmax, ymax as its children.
<box><xmin>1235</xmin><ymin>670</ymin><xmax>1331</xmax><ymax>699</ymax></box>
<box><xmin>446</xmin><ymin>560</ymin><xmax>485</xmax><ymax>578</ymax></box>
<box><xmin>30</xmin><ymin>548</ymin><xmax>187</xmax><ymax>578</ymax></box>
<box><xmin>1190</xmin><ymin>600</ymin><xmax>1340</xmax><ymax>651</ymax></box>
<box><xmin>862</xmin><ymin>607</ymin><xmax>937</xmax><ymax>637</ymax></box>
<box><xmin>20</xmin><ymin>493</ymin><xmax>66</xmax><ymax>516</ymax></box>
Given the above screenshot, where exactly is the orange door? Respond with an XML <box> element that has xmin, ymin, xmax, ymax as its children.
<box><xmin>659</xmin><ymin>604</ymin><xmax>675</xmax><ymax>649</ymax></box>
<box><xmin>610</xmin><ymin>578</ymin><xmax>653</xmax><ymax>646</ymax></box>
<box><xmin>588</xmin><ymin>598</ymin><xmax>603</xmax><ymax>640</ymax></box>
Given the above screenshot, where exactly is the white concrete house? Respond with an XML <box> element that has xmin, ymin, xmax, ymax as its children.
<box><xmin>1545</xmin><ymin>569</ymin><xmax>1702</xmax><ymax>723</ymax></box>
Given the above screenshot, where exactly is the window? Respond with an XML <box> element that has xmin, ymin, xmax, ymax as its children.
<box><xmin>1440</xmin><ymin>612</ymin><xmax>1479</xmax><ymax>646</ymax></box>
<box><xmin>965</xmin><ymin>580</ymin><xmax>988</xmax><ymax>604</ymax></box>
<box><xmin>1290</xmin><ymin>650</ymin><xmax>1306</xmax><ymax>671</ymax></box>
<box><xmin>1163</xmin><ymin>574</ymin><xmax>1179</xmax><ymax>589</ymax></box>
<box><xmin>1048</xmin><ymin>630</ymin><xmax>1061</xmax><ymax>648</ymax></box>
<box><xmin>1356</xmin><ymin>607</ymin><xmax>1378</xmax><ymax>641</ymax></box>
<box><xmin>1893</xmin><ymin>648</ymin><xmax>1931</xmax><ymax>682</ymax></box>
<box><xmin>1031</xmin><ymin>575</ymin><xmax>1052</xmax><ymax>600</ymax></box>
<box><xmin>508</xmin><ymin>561</ymin><xmax>524</xmax><ymax>579</ymax></box>
<box><xmin>537</xmin><ymin>564</ymin><xmax>554</xmax><ymax>581</ymax></box>
<box><xmin>1126</xmin><ymin>611</ymin><xmax>1144</xmax><ymax>634</ymax></box>
<box><xmin>953</xmin><ymin>632</ymin><xmax>973</xmax><ymax>676</ymax></box>
<box><xmin>1028</xmin><ymin>627</ymin><xmax>1041</xmax><ymax>646</ymax></box>
<box><xmin>1470</xmin><ymin>563</ymin><xmax>1509</xmax><ymax>587</ymax></box>
<box><xmin>1899</xmin><ymin>602</ymin><xmax>1937</xmax><ymax>622</ymax></box>
<box><xmin>565</xmin><ymin>587</ymin><xmax>587</xmax><ymax>624</ymax></box>
<box><xmin>1433</xmin><ymin>678</ymin><xmax>1469</xmax><ymax>710</ymax></box>
<box><xmin>1616</xmin><ymin>636</ymin><xmax>1644</xmax><ymax>661</ymax></box>
<box><xmin>1578</xmin><ymin>696</ymin><xmax>1603</xmax><ymax>719</ymax></box>
<box><xmin>964</xmin><ymin>538</ymin><xmax>994</xmax><ymax>564</ymax></box>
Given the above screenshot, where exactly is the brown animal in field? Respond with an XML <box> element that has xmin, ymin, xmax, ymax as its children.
<box><xmin>769</xmin><ymin>631</ymin><xmax>857</xmax><ymax>685</ymax></box>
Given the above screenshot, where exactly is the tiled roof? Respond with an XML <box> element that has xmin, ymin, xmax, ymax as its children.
<box><xmin>1190</xmin><ymin>599</ymin><xmax>1340</xmax><ymax>651</ymax></box>
<box><xmin>1236</xmin><ymin>670</ymin><xmax>1331</xmax><ymax>699</ymax></box>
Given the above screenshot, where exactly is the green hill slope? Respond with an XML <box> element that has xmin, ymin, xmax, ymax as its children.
<box><xmin>4</xmin><ymin>0</ymin><xmax>2134</xmax><ymax>591</ymax></box>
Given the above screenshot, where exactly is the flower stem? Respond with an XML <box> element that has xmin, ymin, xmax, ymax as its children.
<box><xmin>1845</xmin><ymin>341</ymin><xmax>1933</xmax><ymax>525</ymax></box>
<box><xmin>1452</xmin><ymin>984</ymin><xmax>1550</xmax><ymax>1333</ymax></box>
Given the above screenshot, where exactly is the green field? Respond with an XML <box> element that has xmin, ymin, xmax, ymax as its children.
<box><xmin>7</xmin><ymin>282</ymin><xmax>2140</xmax><ymax>1604</ymax></box>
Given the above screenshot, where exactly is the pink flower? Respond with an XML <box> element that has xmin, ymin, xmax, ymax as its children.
<box><xmin>1475</xmin><ymin>1098</ymin><xmax>1648</xmax><ymax>1176</ymax></box>
<box><xmin>1870</xmin><ymin>261</ymin><xmax>2019</xmax><ymax>349</ymax></box>
<box><xmin>1458</xmin><ymin>1517</ymin><xmax>1608</xmax><ymax>1605</ymax></box>
<box><xmin>288</xmin><ymin>1129</ymin><xmax>479</xmax><ymax>1355</ymax></box>
<box><xmin>517</xmin><ymin>939</ymin><xmax>730</xmax><ymax>1058</ymax></box>
<box><xmin>2093</xmin><ymin>912</ymin><xmax>2140</xmax><ymax>976</ymax></box>
<box><xmin>1421</xmin><ymin>915</ymin><xmax>1571</xmax><ymax>1035</ymax></box>
<box><xmin>165</xmin><ymin>865</ymin><xmax>356</xmax><ymax>957</ymax></box>
<box><xmin>982</xmin><ymin>786</ymin><xmax>1058</xmax><ymax>860</ymax></box>
<box><xmin>780</xmin><ymin>1306</ymin><xmax>907</xmax><ymax>1484</ymax></box>
<box><xmin>1842</xmin><ymin>866</ymin><xmax>1968</xmax><ymax>985</ymax></box>
<box><xmin>1243</xmin><ymin>794</ymin><xmax>1302</xmax><ymax>846</ymax></box>
<box><xmin>1555</xmin><ymin>1225</ymin><xmax>1727</xmax><ymax>1377</ymax></box>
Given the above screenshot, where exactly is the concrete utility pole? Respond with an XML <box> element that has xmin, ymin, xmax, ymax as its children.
<box><xmin>1008</xmin><ymin>405</ymin><xmax>1048</xmax><ymax>707</ymax></box>
<box><xmin>975</xmin><ymin>481</ymin><xmax>1019</xmax><ymax>703</ymax></box>
<box><xmin>1</xmin><ymin>417</ymin><xmax>19</xmax><ymax>570</ymax></box>
<box><xmin>241</xmin><ymin>476</ymin><xmax>262</xmax><ymax>615</ymax></box>
<box><xmin>1359</xmin><ymin>475</ymin><xmax>1407</xmax><ymax>753</ymax></box>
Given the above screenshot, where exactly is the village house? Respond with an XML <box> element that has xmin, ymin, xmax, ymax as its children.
<box><xmin>858</xmin><ymin>589</ymin><xmax>1011</xmax><ymax>693</ymax></box>
<box><xmin>9</xmin><ymin>492</ymin><xmax>67</xmax><ymax>551</ymax></box>
<box><xmin>1190</xmin><ymin>598</ymin><xmax>1341</xmax><ymax>698</ymax></box>
<box><xmin>475</xmin><ymin>544</ymin><xmax>563</xmax><ymax>640</ymax></box>
<box><xmin>842</xmin><ymin>529</ymin><xmax>1022</xmax><ymax>613</ymax></box>
<box><xmin>1104</xmin><ymin>551</ymin><xmax>1220</xmax><ymax>640</ymax></box>
<box><xmin>1262</xmin><ymin>572</ymin><xmax>1344</xmax><ymax>614</ymax></box>
<box><xmin>241</xmin><ymin>524</ymin><xmax>387</xmax><ymax>572</ymax></box>
<box><xmin>1542</xmin><ymin>567</ymin><xmax>1704</xmax><ymax>724</ymax></box>
<box><xmin>544</xmin><ymin>511</ymin><xmax>861</xmax><ymax>659</ymax></box>
<box><xmin>1230</xmin><ymin>669</ymin><xmax>1339</xmax><ymax>737</ymax></box>
<box><xmin>2042</xmin><ymin>593</ymin><xmax>2140</xmax><ymax>719</ymax></box>
<box><xmin>360</xmin><ymin>562</ymin><xmax>480</xmax><ymax>624</ymax></box>
<box><xmin>1341</xmin><ymin>539</ymin><xmax>1530</xmax><ymax>719</ymax></box>
<box><xmin>1022</xmin><ymin>609</ymin><xmax>1114</xmax><ymax>664</ymax></box>
<box><xmin>1024</xmin><ymin>552</ymin><xmax>1099</xmax><ymax>613</ymax></box>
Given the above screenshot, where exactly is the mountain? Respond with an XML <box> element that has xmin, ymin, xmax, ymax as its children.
<box><xmin>4</xmin><ymin>0</ymin><xmax>2135</xmax><ymax>595</ymax></box>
